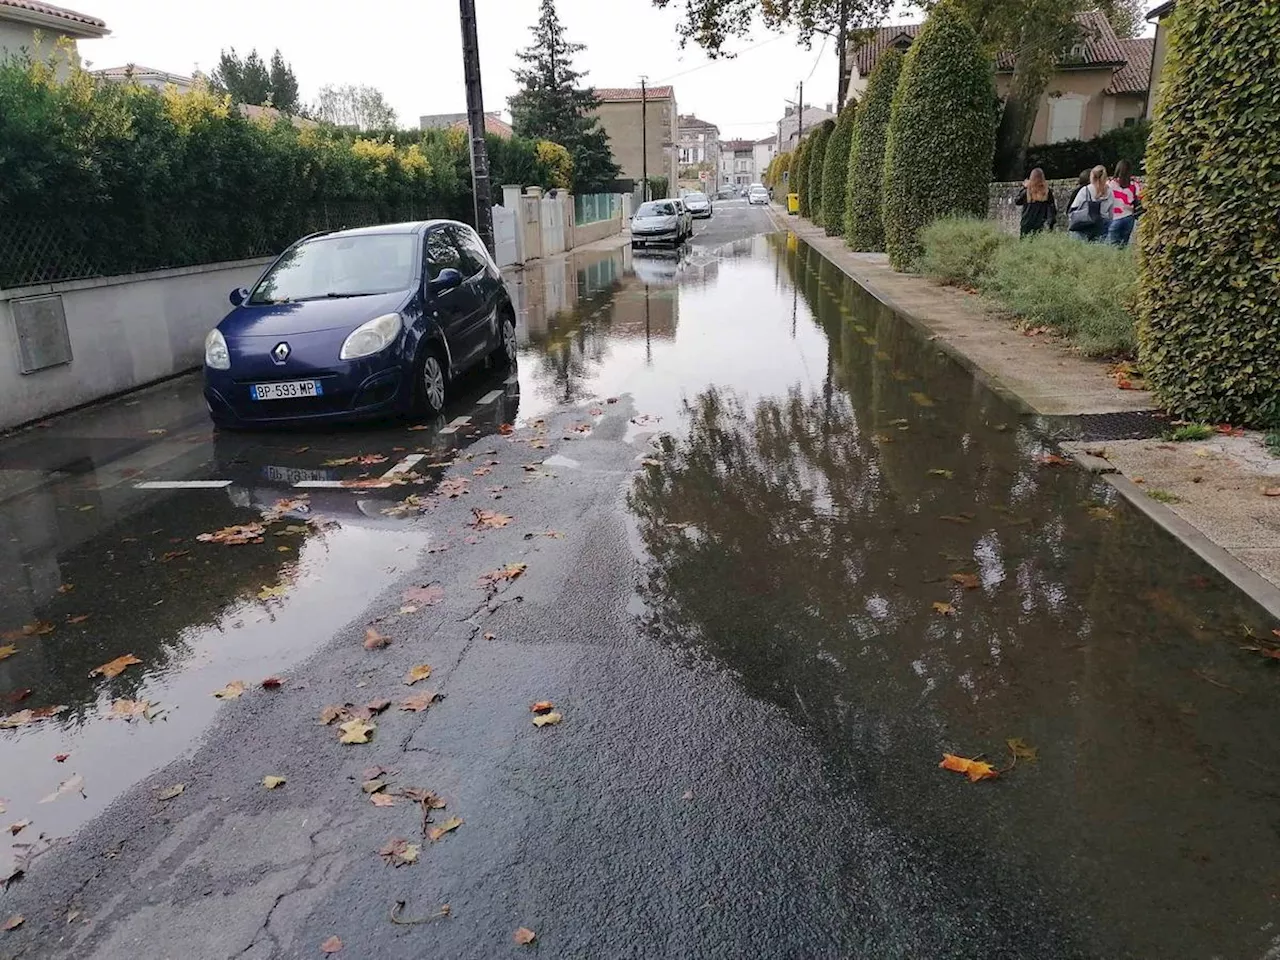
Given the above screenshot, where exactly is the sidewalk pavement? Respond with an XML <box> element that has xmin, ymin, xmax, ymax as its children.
<box><xmin>769</xmin><ymin>204</ymin><xmax>1280</xmax><ymax>610</ymax></box>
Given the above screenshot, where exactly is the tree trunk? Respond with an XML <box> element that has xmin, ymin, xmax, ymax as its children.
<box><xmin>992</xmin><ymin>45</ymin><xmax>1054</xmax><ymax>180</ymax></box>
<box><xmin>835</xmin><ymin>0</ymin><xmax>850</xmax><ymax>108</ymax></box>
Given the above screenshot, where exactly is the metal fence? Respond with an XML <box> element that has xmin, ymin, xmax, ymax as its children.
<box><xmin>0</xmin><ymin>201</ymin><xmax>439</xmax><ymax>289</ymax></box>
<box><xmin>574</xmin><ymin>193</ymin><xmax>619</xmax><ymax>226</ymax></box>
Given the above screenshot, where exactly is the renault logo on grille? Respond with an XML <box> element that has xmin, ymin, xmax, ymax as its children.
<box><xmin>271</xmin><ymin>342</ymin><xmax>291</xmax><ymax>364</ymax></box>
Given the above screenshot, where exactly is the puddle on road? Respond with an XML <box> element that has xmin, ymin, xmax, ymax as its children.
<box><xmin>511</xmin><ymin>234</ymin><xmax>1280</xmax><ymax>956</ymax></box>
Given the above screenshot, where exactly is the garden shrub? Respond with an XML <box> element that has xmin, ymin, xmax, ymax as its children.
<box><xmin>985</xmin><ymin>231</ymin><xmax>1137</xmax><ymax>357</ymax></box>
<box><xmin>1023</xmin><ymin>120</ymin><xmax>1150</xmax><ymax>181</ymax></box>
<box><xmin>1137</xmin><ymin>1</ymin><xmax>1280</xmax><ymax>426</ymax></box>
<box><xmin>882</xmin><ymin>2</ymin><xmax>996</xmax><ymax>270</ymax></box>
<box><xmin>845</xmin><ymin>48</ymin><xmax>902</xmax><ymax>251</ymax></box>
<box><xmin>917</xmin><ymin>216</ymin><xmax>1009</xmax><ymax>288</ymax></box>
<box><xmin>793</xmin><ymin>138</ymin><xmax>812</xmax><ymax>216</ymax></box>
<box><xmin>820</xmin><ymin>99</ymin><xmax>857</xmax><ymax>237</ymax></box>
<box><xmin>805</xmin><ymin>119</ymin><xmax>835</xmax><ymax>225</ymax></box>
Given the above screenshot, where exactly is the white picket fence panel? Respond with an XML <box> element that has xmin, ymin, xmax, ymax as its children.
<box><xmin>492</xmin><ymin>205</ymin><xmax>519</xmax><ymax>267</ymax></box>
<box><xmin>540</xmin><ymin>196</ymin><xmax>566</xmax><ymax>256</ymax></box>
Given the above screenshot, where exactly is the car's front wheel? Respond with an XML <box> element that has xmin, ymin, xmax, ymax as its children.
<box><xmin>414</xmin><ymin>348</ymin><xmax>448</xmax><ymax>416</ymax></box>
<box><xmin>491</xmin><ymin>310</ymin><xmax>517</xmax><ymax>368</ymax></box>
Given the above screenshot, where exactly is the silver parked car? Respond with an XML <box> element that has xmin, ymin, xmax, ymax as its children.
<box><xmin>683</xmin><ymin>191</ymin><xmax>713</xmax><ymax>219</ymax></box>
<box><xmin>670</xmin><ymin>198</ymin><xmax>694</xmax><ymax>239</ymax></box>
<box><xmin>630</xmin><ymin>200</ymin><xmax>684</xmax><ymax>247</ymax></box>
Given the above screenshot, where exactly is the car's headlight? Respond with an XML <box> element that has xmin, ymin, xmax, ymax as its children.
<box><xmin>340</xmin><ymin>313</ymin><xmax>403</xmax><ymax>360</ymax></box>
<box><xmin>205</xmin><ymin>329</ymin><xmax>230</xmax><ymax>370</ymax></box>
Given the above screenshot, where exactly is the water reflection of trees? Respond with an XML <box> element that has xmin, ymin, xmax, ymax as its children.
<box><xmin>625</xmin><ymin>237</ymin><xmax>1280</xmax><ymax>959</ymax></box>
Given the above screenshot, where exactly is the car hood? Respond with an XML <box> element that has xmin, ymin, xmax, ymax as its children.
<box><xmin>633</xmin><ymin>216</ymin><xmax>677</xmax><ymax>227</ymax></box>
<box><xmin>218</xmin><ymin>290</ymin><xmax>411</xmax><ymax>338</ymax></box>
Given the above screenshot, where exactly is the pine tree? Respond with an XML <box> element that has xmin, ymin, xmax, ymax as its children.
<box><xmin>268</xmin><ymin>50</ymin><xmax>299</xmax><ymax>113</ymax></box>
<box><xmin>509</xmin><ymin>0</ymin><xmax>621</xmax><ymax>192</ymax></box>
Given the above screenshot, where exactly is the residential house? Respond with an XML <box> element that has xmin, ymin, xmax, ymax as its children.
<box><xmin>752</xmin><ymin>136</ymin><xmax>777</xmax><ymax>184</ymax></box>
<box><xmin>677</xmin><ymin>114</ymin><xmax>719</xmax><ymax>170</ymax></box>
<box><xmin>589</xmin><ymin>86</ymin><xmax>678</xmax><ymax>197</ymax></box>
<box><xmin>1146</xmin><ymin>1</ymin><xmax>1176</xmax><ymax>114</ymax></box>
<box><xmin>420</xmin><ymin>111</ymin><xmax>514</xmax><ymax>137</ymax></box>
<box><xmin>776</xmin><ymin>104</ymin><xmax>837</xmax><ymax>153</ymax></box>
<box><xmin>93</xmin><ymin>64</ymin><xmax>192</xmax><ymax>93</ymax></box>
<box><xmin>846</xmin><ymin>12</ymin><xmax>1155</xmax><ymax>144</ymax></box>
<box><xmin>0</xmin><ymin>0</ymin><xmax>106</xmax><ymax>74</ymax></box>
<box><xmin>719</xmin><ymin>139</ymin><xmax>756</xmax><ymax>187</ymax></box>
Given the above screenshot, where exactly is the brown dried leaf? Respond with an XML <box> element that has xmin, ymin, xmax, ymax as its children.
<box><xmin>533</xmin><ymin>711</ymin><xmax>563</xmax><ymax>727</ymax></box>
<box><xmin>212</xmin><ymin>680</ymin><xmax>246</xmax><ymax>700</ymax></box>
<box><xmin>0</xmin><ymin>620</ymin><xmax>53</xmax><ymax>640</ymax></box>
<box><xmin>260</xmin><ymin>676</ymin><xmax>284</xmax><ymax>689</ymax></box>
<box><xmin>0</xmin><ymin>704</ymin><xmax>66</xmax><ymax>729</ymax></box>
<box><xmin>3</xmin><ymin>915</ymin><xmax>23</xmax><ymax>932</ymax></box>
<box><xmin>950</xmin><ymin>573</ymin><xmax>980</xmax><ymax>590</ymax></box>
<box><xmin>531</xmin><ymin>700</ymin><xmax>555</xmax><ymax>714</ymax></box>
<box><xmin>107</xmin><ymin>699</ymin><xmax>152</xmax><ymax>720</ymax></box>
<box><xmin>399</xmin><ymin>692</ymin><xmax>439</xmax><ymax>712</ymax></box>
<box><xmin>932</xmin><ymin>602</ymin><xmax>955</xmax><ymax>617</ymax></box>
<box><xmin>89</xmin><ymin>654</ymin><xmax>142</xmax><ymax>680</ymax></box>
<box><xmin>404</xmin><ymin>664</ymin><xmax>433</xmax><ymax>685</ymax></box>
<box><xmin>514</xmin><ymin>927</ymin><xmax>536</xmax><ymax>945</ymax></box>
<box><xmin>402</xmin><ymin>585</ymin><xmax>444</xmax><ymax>606</ymax></box>
<box><xmin>320</xmin><ymin>935</ymin><xmax>343</xmax><ymax>953</ymax></box>
<box><xmin>365</xmin><ymin>699</ymin><xmax>391</xmax><ymax>716</ymax></box>
<box><xmin>196</xmin><ymin>523</ymin><xmax>266</xmax><ymax>545</ymax></box>
<box><xmin>477</xmin><ymin>562</ymin><xmax>527</xmax><ymax>588</ymax></box>
<box><xmin>363</xmin><ymin>627</ymin><xmax>392</xmax><ymax>650</ymax></box>
<box><xmin>426</xmin><ymin>816</ymin><xmax>463</xmax><ymax>842</ymax></box>
<box><xmin>0</xmin><ymin>645</ymin><xmax>16</xmax><ymax>662</ymax></box>
<box><xmin>1007</xmin><ymin>738</ymin><xmax>1038</xmax><ymax>762</ymax></box>
<box><xmin>370</xmin><ymin>791</ymin><xmax>397</xmax><ymax>807</ymax></box>
<box><xmin>156</xmin><ymin>783</ymin><xmax>185</xmax><ymax>801</ymax></box>
<box><xmin>66</xmin><ymin>614</ymin><xmax>90</xmax><ymax>624</ymax></box>
<box><xmin>379</xmin><ymin>837</ymin><xmax>420</xmax><ymax>866</ymax></box>
<box><xmin>470</xmin><ymin>508</ymin><xmax>513</xmax><ymax>529</ymax></box>
<box><xmin>7</xmin><ymin>820</ymin><xmax>30</xmax><ymax>836</ymax></box>
<box><xmin>160</xmin><ymin>550</ymin><xmax>190</xmax><ymax>563</ymax></box>
<box><xmin>362</xmin><ymin>779</ymin><xmax>387</xmax><ymax>794</ymax></box>
<box><xmin>939</xmin><ymin>753</ymin><xmax>997</xmax><ymax>782</ymax></box>
<box><xmin>319</xmin><ymin>704</ymin><xmax>349</xmax><ymax>725</ymax></box>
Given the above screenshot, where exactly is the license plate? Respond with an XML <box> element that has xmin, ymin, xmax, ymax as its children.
<box><xmin>262</xmin><ymin>465</ymin><xmax>333</xmax><ymax>483</ymax></box>
<box><xmin>251</xmin><ymin>380</ymin><xmax>322</xmax><ymax>401</ymax></box>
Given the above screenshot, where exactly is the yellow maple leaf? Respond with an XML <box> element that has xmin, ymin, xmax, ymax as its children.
<box><xmin>939</xmin><ymin>753</ymin><xmax>998</xmax><ymax>782</ymax></box>
<box><xmin>89</xmin><ymin>653</ymin><xmax>142</xmax><ymax>679</ymax></box>
<box><xmin>262</xmin><ymin>775</ymin><xmax>287</xmax><ymax>789</ymax></box>
<box><xmin>427</xmin><ymin>816</ymin><xmax>463</xmax><ymax>842</ymax></box>
<box><xmin>404</xmin><ymin>664</ymin><xmax>433</xmax><ymax>685</ymax></box>
<box><xmin>533</xmin><ymin>711</ymin><xmax>563</xmax><ymax>727</ymax></box>
<box><xmin>338</xmin><ymin>718</ymin><xmax>375</xmax><ymax>744</ymax></box>
<box><xmin>213</xmin><ymin>680</ymin><xmax>246</xmax><ymax>700</ymax></box>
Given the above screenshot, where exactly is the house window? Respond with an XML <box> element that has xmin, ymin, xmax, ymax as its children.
<box><xmin>1123</xmin><ymin>117</ymin><xmax>1136</xmax><ymax>127</ymax></box>
<box><xmin>1047</xmin><ymin>95</ymin><xmax>1085</xmax><ymax>143</ymax></box>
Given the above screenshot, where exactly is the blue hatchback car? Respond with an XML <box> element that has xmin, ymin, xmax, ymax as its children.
<box><xmin>203</xmin><ymin>220</ymin><xmax>516</xmax><ymax>427</ymax></box>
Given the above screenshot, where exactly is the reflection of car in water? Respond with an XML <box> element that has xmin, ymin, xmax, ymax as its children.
<box><xmin>630</xmin><ymin>248</ymin><xmax>683</xmax><ymax>287</ymax></box>
<box><xmin>203</xmin><ymin>221</ymin><xmax>517</xmax><ymax>429</ymax></box>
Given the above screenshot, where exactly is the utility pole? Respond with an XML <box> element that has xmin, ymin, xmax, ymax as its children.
<box><xmin>459</xmin><ymin>0</ymin><xmax>493</xmax><ymax>253</ymax></box>
<box><xmin>797</xmin><ymin>80</ymin><xmax>804</xmax><ymax>146</ymax></box>
<box><xmin>639</xmin><ymin>76</ymin><xmax>648</xmax><ymax>201</ymax></box>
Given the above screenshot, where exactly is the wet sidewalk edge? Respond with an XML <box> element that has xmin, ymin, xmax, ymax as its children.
<box><xmin>766</xmin><ymin>204</ymin><xmax>1280</xmax><ymax>623</ymax></box>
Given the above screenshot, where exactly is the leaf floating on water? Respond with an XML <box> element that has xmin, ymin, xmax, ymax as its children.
<box><xmin>950</xmin><ymin>573</ymin><xmax>980</xmax><ymax>590</ymax></box>
<box><xmin>39</xmin><ymin>773</ymin><xmax>85</xmax><ymax>804</ymax></box>
<box><xmin>262</xmin><ymin>776</ymin><xmax>287</xmax><ymax>790</ymax></box>
<box><xmin>426</xmin><ymin>816</ymin><xmax>463</xmax><ymax>842</ymax></box>
<box><xmin>0</xmin><ymin>705</ymin><xmax>67</xmax><ymax>729</ymax></box>
<box><xmin>0</xmin><ymin>645</ymin><xmax>16</xmax><ymax>662</ymax></box>
<box><xmin>404</xmin><ymin>664</ymin><xmax>433</xmax><ymax>685</ymax></box>
<box><xmin>909</xmin><ymin>392</ymin><xmax>934</xmax><ymax>407</ymax></box>
<box><xmin>533</xmin><ymin>711</ymin><xmax>563</xmax><ymax>728</ymax></box>
<box><xmin>89</xmin><ymin>654</ymin><xmax>142</xmax><ymax>680</ymax></box>
<box><xmin>402</xmin><ymin>585</ymin><xmax>444</xmax><ymax>606</ymax></box>
<box><xmin>928</xmin><ymin>468</ymin><xmax>953</xmax><ymax>479</ymax></box>
<box><xmin>939</xmin><ymin>515</ymin><xmax>971</xmax><ymax>524</ymax></box>
<box><xmin>107</xmin><ymin>699</ymin><xmax>154</xmax><ymax>721</ymax></box>
<box><xmin>1006</xmin><ymin>738</ymin><xmax>1038</xmax><ymax>762</ymax></box>
<box><xmin>379</xmin><ymin>837</ymin><xmax>420</xmax><ymax>866</ymax></box>
<box><xmin>156</xmin><ymin>783</ymin><xmax>185</xmax><ymax>801</ymax></box>
<box><xmin>363</xmin><ymin>627</ymin><xmax>392</xmax><ymax>650</ymax></box>
<box><xmin>7</xmin><ymin>820</ymin><xmax>30</xmax><ymax>836</ymax></box>
<box><xmin>0</xmin><ymin>621</ymin><xmax>55</xmax><ymax>641</ymax></box>
<box><xmin>196</xmin><ymin>523</ymin><xmax>266</xmax><ymax>545</ymax></box>
<box><xmin>514</xmin><ymin>927</ymin><xmax>536</xmax><ymax>945</ymax></box>
<box><xmin>257</xmin><ymin>584</ymin><xmax>288</xmax><ymax>601</ymax></box>
<box><xmin>212</xmin><ymin>681</ymin><xmax>246</xmax><ymax>700</ymax></box>
<box><xmin>338</xmin><ymin>719</ymin><xmax>375</xmax><ymax>744</ymax></box>
<box><xmin>939</xmin><ymin>754</ymin><xmax>997</xmax><ymax>782</ymax></box>
<box><xmin>932</xmin><ymin>602</ymin><xmax>955</xmax><ymax>617</ymax></box>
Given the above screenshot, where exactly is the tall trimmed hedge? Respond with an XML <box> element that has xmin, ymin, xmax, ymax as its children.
<box><xmin>882</xmin><ymin>3</ymin><xmax>996</xmax><ymax>270</ymax></box>
<box><xmin>1025</xmin><ymin>121</ymin><xmax>1150</xmax><ymax>181</ymax></box>
<box><xmin>1137</xmin><ymin>1</ymin><xmax>1280</xmax><ymax>426</ymax></box>
<box><xmin>845</xmin><ymin>49</ymin><xmax>902</xmax><ymax>251</ymax></box>
<box><xmin>793</xmin><ymin>137</ymin><xmax>812</xmax><ymax>216</ymax></box>
<box><xmin>820</xmin><ymin>99</ymin><xmax>858</xmax><ymax>237</ymax></box>
<box><xmin>805</xmin><ymin>119</ymin><xmax>835</xmax><ymax>225</ymax></box>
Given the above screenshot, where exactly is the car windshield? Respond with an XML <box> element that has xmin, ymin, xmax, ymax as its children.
<box><xmin>249</xmin><ymin>233</ymin><xmax>418</xmax><ymax>304</ymax></box>
<box><xmin>686</xmin><ymin>193</ymin><xmax>707</xmax><ymax>202</ymax></box>
<box><xmin>637</xmin><ymin>202</ymin><xmax>676</xmax><ymax>217</ymax></box>
<box><xmin>750</xmin><ymin>187</ymin><xmax>767</xmax><ymax>194</ymax></box>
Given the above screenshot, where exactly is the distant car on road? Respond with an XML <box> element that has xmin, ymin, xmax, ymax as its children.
<box><xmin>683</xmin><ymin>192</ymin><xmax>713</xmax><ymax>219</ymax></box>
<box><xmin>630</xmin><ymin>199</ymin><xmax>685</xmax><ymax>248</ymax></box>
<box><xmin>748</xmin><ymin>184</ymin><xmax>769</xmax><ymax>205</ymax></box>
<box><xmin>203</xmin><ymin>221</ymin><xmax>516</xmax><ymax>428</ymax></box>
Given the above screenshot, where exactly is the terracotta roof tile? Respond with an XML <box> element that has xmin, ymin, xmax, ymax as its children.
<box><xmin>1106</xmin><ymin>37</ymin><xmax>1154</xmax><ymax>94</ymax></box>
<box><xmin>0</xmin><ymin>0</ymin><xmax>106</xmax><ymax>30</ymax></box>
<box><xmin>849</xmin><ymin>24</ymin><xmax>922</xmax><ymax>76</ymax></box>
<box><xmin>594</xmin><ymin>86</ymin><xmax>674</xmax><ymax>102</ymax></box>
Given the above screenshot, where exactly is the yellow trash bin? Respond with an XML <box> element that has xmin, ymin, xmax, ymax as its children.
<box><xmin>786</xmin><ymin>193</ymin><xmax>800</xmax><ymax>215</ymax></box>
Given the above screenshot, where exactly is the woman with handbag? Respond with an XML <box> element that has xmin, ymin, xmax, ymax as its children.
<box><xmin>1014</xmin><ymin>167</ymin><xmax>1057</xmax><ymax>236</ymax></box>
<box><xmin>1068</xmin><ymin>165</ymin><xmax>1113</xmax><ymax>243</ymax></box>
<box><xmin>1107</xmin><ymin>159</ymin><xmax>1142</xmax><ymax>247</ymax></box>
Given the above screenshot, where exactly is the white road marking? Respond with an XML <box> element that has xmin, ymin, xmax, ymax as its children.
<box><xmin>477</xmin><ymin>390</ymin><xmax>503</xmax><ymax>405</ymax></box>
<box><xmin>439</xmin><ymin>415</ymin><xmax>472</xmax><ymax>436</ymax></box>
<box><xmin>134</xmin><ymin>480</ymin><xmax>233</xmax><ymax>489</ymax></box>
<box><xmin>381</xmin><ymin>453</ymin><xmax>426</xmax><ymax>478</ymax></box>
<box><xmin>292</xmin><ymin>480</ymin><xmax>371</xmax><ymax>489</ymax></box>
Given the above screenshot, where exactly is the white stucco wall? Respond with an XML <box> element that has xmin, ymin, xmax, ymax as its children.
<box><xmin>0</xmin><ymin>21</ymin><xmax>81</xmax><ymax>77</ymax></box>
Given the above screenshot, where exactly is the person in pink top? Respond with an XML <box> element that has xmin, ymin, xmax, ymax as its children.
<box><xmin>1107</xmin><ymin>159</ymin><xmax>1142</xmax><ymax>247</ymax></box>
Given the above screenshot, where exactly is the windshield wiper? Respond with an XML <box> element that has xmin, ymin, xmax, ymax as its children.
<box><xmin>292</xmin><ymin>291</ymin><xmax>381</xmax><ymax>302</ymax></box>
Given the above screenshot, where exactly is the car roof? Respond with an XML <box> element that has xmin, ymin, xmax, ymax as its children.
<box><xmin>301</xmin><ymin>220</ymin><xmax>461</xmax><ymax>242</ymax></box>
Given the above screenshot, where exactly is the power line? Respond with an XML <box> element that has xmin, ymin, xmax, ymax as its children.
<box><xmin>804</xmin><ymin>34</ymin><xmax>829</xmax><ymax>82</ymax></box>
<box><xmin>651</xmin><ymin>33</ymin><xmax>791</xmax><ymax>84</ymax></box>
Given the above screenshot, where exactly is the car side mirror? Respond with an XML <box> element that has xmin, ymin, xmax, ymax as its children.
<box><xmin>229</xmin><ymin>287</ymin><xmax>250</xmax><ymax>306</ymax></box>
<box><xmin>430</xmin><ymin>267</ymin><xmax>463</xmax><ymax>292</ymax></box>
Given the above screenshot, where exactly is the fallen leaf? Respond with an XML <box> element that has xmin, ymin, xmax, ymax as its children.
<box><xmin>78</xmin><ymin>504</ymin><xmax>95</xmax><ymax>512</ymax></box>
<box><xmin>3</xmin><ymin>915</ymin><xmax>23</xmax><ymax>932</ymax></box>
<box><xmin>1007</xmin><ymin>738</ymin><xmax>1038</xmax><ymax>762</ymax></box>
<box><xmin>950</xmin><ymin>573</ymin><xmax>980</xmax><ymax>590</ymax></box>
<box><xmin>498</xmin><ymin>423</ymin><xmax>515</xmax><ymax>435</ymax></box>
<box><xmin>5</xmin><ymin>689</ymin><xmax>32</xmax><ymax>705</ymax></box>
<box><xmin>399</xmin><ymin>692</ymin><xmax>439</xmax><ymax>712</ymax></box>
<box><xmin>932</xmin><ymin>602</ymin><xmax>955</xmax><ymax>617</ymax></box>
<box><xmin>379</xmin><ymin>837</ymin><xmax>421</xmax><ymax>866</ymax></box>
<box><xmin>402</xmin><ymin>585</ymin><xmax>444</xmax><ymax>606</ymax></box>
<box><xmin>319</xmin><ymin>705</ymin><xmax>349</xmax><ymax>725</ymax></box>
<box><xmin>1036</xmin><ymin>454</ymin><xmax>1071</xmax><ymax>466</ymax></box>
<box><xmin>426</xmin><ymin>816</ymin><xmax>463</xmax><ymax>842</ymax></box>
<box><xmin>404</xmin><ymin>664</ymin><xmax>433</xmax><ymax>685</ymax></box>
<box><xmin>338</xmin><ymin>719</ymin><xmax>375</xmax><ymax>744</ymax></box>
<box><xmin>477</xmin><ymin>562</ymin><xmax>527</xmax><ymax>588</ymax></box>
<box><xmin>533</xmin><ymin>711</ymin><xmax>563</xmax><ymax>727</ymax></box>
<box><xmin>8</xmin><ymin>820</ymin><xmax>30</xmax><ymax>836</ymax></box>
<box><xmin>89</xmin><ymin>654</ymin><xmax>142</xmax><ymax>680</ymax></box>
<box><xmin>928</xmin><ymin>468</ymin><xmax>953</xmax><ymax>479</ymax></box>
<box><xmin>212</xmin><ymin>680</ymin><xmax>246</xmax><ymax>700</ymax></box>
<box><xmin>53</xmin><ymin>753</ymin><xmax>69</xmax><ymax>763</ymax></box>
<box><xmin>160</xmin><ymin>549</ymin><xmax>190</xmax><ymax>562</ymax></box>
<box><xmin>196</xmin><ymin>523</ymin><xmax>266</xmax><ymax>545</ymax></box>
<box><xmin>1243</xmin><ymin>646</ymin><xmax>1280</xmax><ymax>661</ymax></box>
<box><xmin>0</xmin><ymin>645</ymin><xmax>16</xmax><ymax>662</ymax></box>
<box><xmin>320</xmin><ymin>935</ymin><xmax>343</xmax><ymax>953</ymax></box>
<box><xmin>363</xmin><ymin>627</ymin><xmax>392</xmax><ymax>650</ymax></box>
<box><xmin>531</xmin><ymin>700</ymin><xmax>555</xmax><ymax>714</ymax></box>
<box><xmin>357</xmin><ymin>454</ymin><xmax>389</xmax><ymax>466</ymax></box>
<box><xmin>261</xmin><ymin>676</ymin><xmax>284</xmax><ymax>689</ymax></box>
<box><xmin>362</xmin><ymin>779</ymin><xmax>388</xmax><ymax>794</ymax></box>
<box><xmin>469</xmin><ymin>508</ymin><xmax>513</xmax><ymax>529</ymax></box>
<box><xmin>262</xmin><ymin>775</ymin><xmax>287</xmax><ymax>790</ymax></box>
<box><xmin>370</xmin><ymin>792</ymin><xmax>397</xmax><ymax>807</ymax></box>
<box><xmin>473</xmin><ymin>465</ymin><xmax>493</xmax><ymax>477</ymax></box>
<box><xmin>57</xmin><ymin>584</ymin><xmax>74</xmax><ymax>594</ymax></box>
<box><xmin>514</xmin><ymin>927</ymin><xmax>536</xmax><ymax>945</ymax></box>
<box><xmin>39</xmin><ymin>773</ymin><xmax>85</xmax><ymax>803</ymax></box>
<box><xmin>365</xmin><ymin>699</ymin><xmax>391</xmax><ymax>716</ymax></box>
<box><xmin>399</xmin><ymin>787</ymin><xmax>445</xmax><ymax>808</ymax></box>
<box><xmin>256</xmin><ymin>584</ymin><xmax>288</xmax><ymax>601</ymax></box>
<box><xmin>156</xmin><ymin>783</ymin><xmax>185</xmax><ymax>801</ymax></box>
<box><xmin>66</xmin><ymin>614</ymin><xmax>90</xmax><ymax>624</ymax></box>
<box><xmin>0</xmin><ymin>705</ymin><xmax>66</xmax><ymax>729</ymax></box>
<box><xmin>939</xmin><ymin>754</ymin><xmax>997</xmax><ymax>782</ymax></box>
<box><xmin>107</xmin><ymin>699</ymin><xmax>152</xmax><ymax>720</ymax></box>
<box><xmin>938</xmin><ymin>515</ymin><xmax>971</xmax><ymax>524</ymax></box>
<box><xmin>908</xmin><ymin>392</ymin><xmax>934</xmax><ymax>407</ymax></box>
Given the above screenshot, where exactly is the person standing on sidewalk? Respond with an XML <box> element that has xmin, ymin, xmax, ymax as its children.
<box><xmin>1107</xmin><ymin>159</ymin><xmax>1141</xmax><ymax>247</ymax></box>
<box><xmin>1014</xmin><ymin>167</ymin><xmax>1057</xmax><ymax>236</ymax></box>
<box><xmin>1068</xmin><ymin>165</ymin><xmax>1113</xmax><ymax>242</ymax></box>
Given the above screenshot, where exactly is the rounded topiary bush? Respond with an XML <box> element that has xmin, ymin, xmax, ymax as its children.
<box><xmin>821</xmin><ymin>99</ymin><xmax>858</xmax><ymax>237</ymax></box>
<box><xmin>793</xmin><ymin>137</ymin><xmax>812</xmax><ymax>215</ymax></box>
<box><xmin>805</xmin><ymin>119</ymin><xmax>835</xmax><ymax>225</ymax></box>
<box><xmin>845</xmin><ymin>48</ymin><xmax>902</xmax><ymax>251</ymax></box>
<box><xmin>882</xmin><ymin>2</ymin><xmax>996</xmax><ymax>270</ymax></box>
<box><xmin>1137</xmin><ymin>1</ymin><xmax>1280</xmax><ymax>426</ymax></box>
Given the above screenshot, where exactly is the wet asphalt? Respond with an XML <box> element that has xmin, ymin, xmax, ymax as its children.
<box><xmin>3</xmin><ymin>200</ymin><xmax>1280</xmax><ymax>959</ymax></box>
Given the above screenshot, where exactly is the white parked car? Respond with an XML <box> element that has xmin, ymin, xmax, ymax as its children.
<box><xmin>748</xmin><ymin>184</ymin><xmax>769</xmax><ymax>205</ymax></box>
<box><xmin>630</xmin><ymin>200</ymin><xmax>684</xmax><ymax>248</ymax></box>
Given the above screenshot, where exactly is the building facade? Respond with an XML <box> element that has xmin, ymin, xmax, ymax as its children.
<box><xmin>775</xmin><ymin>104</ymin><xmax>838</xmax><ymax>153</ymax></box>
<box><xmin>1146</xmin><ymin>1</ymin><xmax>1176</xmax><ymax>114</ymax></box>
<box><xmin>0</xmin><ymin>0</ymin><xmax>106</xmax><ymax>75</ymax></box>
<box><xmin>719</xmin><ymin>139</ymin><xmax>756</xmax><ymax>186</ymax></box>
<box><xmin>589</xmin><ymin>86</ymin><xmax>678</xmax><ymax>197</ymax></box>
<box><xmin>752</xmin><ymin>136</ymin><xmax>777</xmax><ymax>184</ymax></box>
<box><xmin>677</xmin><ymin>114</ymin><xmax>719</xmax><ymax>167</ymax></box>
<box><xmin>93</xmin><ymin>64</ymin><xmax>193</xmax><ymax>93</ymax></box>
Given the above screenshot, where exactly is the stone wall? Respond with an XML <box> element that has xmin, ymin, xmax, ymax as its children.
<box><xmin>988</xmin><ymin>179</ymin><xmax>1079</xmax><ymax>234</ymax></box>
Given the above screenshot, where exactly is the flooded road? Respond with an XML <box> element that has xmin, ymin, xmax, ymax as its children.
<box><xmin>2</xmin><ymin>202</ymin><xmax>1279</xmax><ymax>959</ymax></box>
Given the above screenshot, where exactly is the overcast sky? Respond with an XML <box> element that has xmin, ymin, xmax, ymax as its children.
<box><xmin>79</xmin><ymin>0</ymin><xmax>1154</xmax><ymax>142</ymax></box>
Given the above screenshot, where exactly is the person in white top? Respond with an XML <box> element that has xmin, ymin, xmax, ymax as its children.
<box><xmin>1107</xmin><ymin>159</ymin><xmax>1142</xmax><ymax>247</ymax></box>
<box><xmin>1068</xmin><ymin>165</ymin><xmax>1113</xmax><ymax>243</ymax></box>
